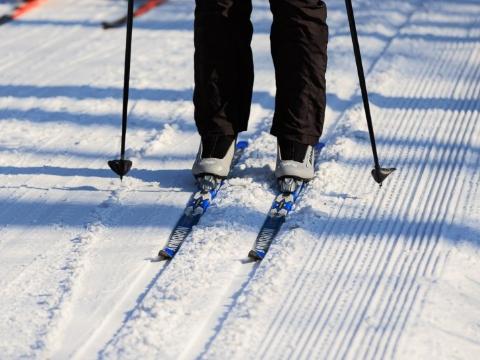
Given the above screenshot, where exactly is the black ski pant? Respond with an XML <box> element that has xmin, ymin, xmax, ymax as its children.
<box><xmin>193</xmin><ymin>0</ymin><xmax>328</xmax><ymax>146</ymax></box>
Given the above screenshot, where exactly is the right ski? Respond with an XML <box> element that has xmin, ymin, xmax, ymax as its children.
<box><xmin>248</xmin><ymin>179</ymin><xmax>306</xmax><ymax>261</ymax></box>
<box><xmin>0</xmin><ymin>0</ymin><xmax>47</xmax><ymax>26</ymax></box>
<box><xmin>248</xmin><ymin>142</ymin><xmax>325</xmax><ymax>261</ymax></box>
<box><xmin>102</xmin><ymin>0</ymin><xmax>167</xmax><ymax>29</ymax></box>
<box><xmin>157</xmin><ymin>141</ymin><xmax>248</xmax><ymax>260</ymax></box>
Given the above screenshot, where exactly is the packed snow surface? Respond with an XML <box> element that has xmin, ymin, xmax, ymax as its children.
<box><xmin>0</xmin><ymin>0</ymin><xmax>479</xmax><ymax>359</ymax></box>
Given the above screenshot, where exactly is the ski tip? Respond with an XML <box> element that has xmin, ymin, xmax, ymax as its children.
<box><xmin>158</xmin><ymin>247</ymin><xmax>175</xmax><ymax>260</ymax></box>
<box><xmin>101</xmin><ymin>21</ymin><xmax>114</xmax><ymax>29</ymax></box>
<box><xmin>248</xmin><ymin>249</ymin><xmax>265</xmax><ymax>261</ymax></box>
<box><xmin>101</xmin><ymin>20</ymin><xmax>124</xmax><ymax>30</ymax></box>
<box><xmin>236</xmin><ymin>140</ymin><xmax>248</xmax><ymax>150</ymax></box>
<box><xmin>0</xmin><ymin>15</ymin><xmax>13</xmax><ymax>26</ymax></box>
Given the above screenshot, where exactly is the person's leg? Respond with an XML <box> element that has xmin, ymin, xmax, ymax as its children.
<box><xmin>269</xmin><ymin>0</ymin><xmax>328</xmax><ymax>146</ymax></box>
<box><xmin>193</xmin><ymin>0</ymin><xmax>254</xmax><ymax>138</ymax></box>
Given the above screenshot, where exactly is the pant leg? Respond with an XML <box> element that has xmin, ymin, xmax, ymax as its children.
<box><xmin>269</xmin><ymin>0</ymin><xmax>328</xmax><ymax>146</ymax></box>
<box><xmin>193</xmin><ymin>0</ymin><xmax>254</xmax><ymax>137</ymax></box>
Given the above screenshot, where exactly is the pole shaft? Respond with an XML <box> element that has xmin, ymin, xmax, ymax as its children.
<box><xmin>120</xmin><ymin>0</ymin><xmax>135</xmax><ymax>159</ymax></box>
<box><xmin>344</xmin><ymin>0</ymin><xmax>381</xmax><ymax>169</ymax></box>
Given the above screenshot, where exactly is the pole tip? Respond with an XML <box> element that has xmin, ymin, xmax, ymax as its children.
<box><xmin>108</xmin><ymin>159</ymin><xmax>133</xmax><ymax>179</ymax></box>
<box><xmin>371</xmin><ymin>167</ymin><xmax>396</xmax><ymax>186</ymax></box>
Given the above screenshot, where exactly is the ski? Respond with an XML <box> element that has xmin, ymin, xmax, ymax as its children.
<box><xmin>157</xmin><ymin>141</ymin><xmax>248</xmax><ymax>260</ymax></box>
<box><xmin>102</xmin><ymin>0</ymin><xmax>167</xmax><ymax>29</ymax></box>
<box><xmin>248</xmin><ymin>143</ymin><xmax>325</xmax><ymax>261</ymax></box>
<box><xmin>0</xmin><ymin>0</ymin><xmax>46</xmax><ymax>26</ymax></box>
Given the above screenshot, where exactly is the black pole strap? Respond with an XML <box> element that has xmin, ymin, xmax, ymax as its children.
<box><xmin>344</xmin><ymin>0</ymin><xmax>381</xmax><ymax>169</ymax></box>
<box><xmin>120</xmin><ymin>0</ymin><xmax>135</xmax><ymax>160</ymax></box>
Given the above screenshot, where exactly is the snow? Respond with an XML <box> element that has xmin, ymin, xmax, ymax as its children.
<box><xmin>0</xmin><ymin>0</ymin><xmax>479</xmax><ymax>359</ymax></box>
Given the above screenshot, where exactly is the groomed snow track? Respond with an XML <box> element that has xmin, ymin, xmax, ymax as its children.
<box><xmin>0</xmin><ymin>0</ymin><xmax>479</xmax><ymax>359</ymax></box>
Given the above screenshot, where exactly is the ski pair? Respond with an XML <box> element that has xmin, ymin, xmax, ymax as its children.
<box><xmin>0</xmin><ymin>0</ymin><xmax>46</xmax><ymax>26</ymax></box>
<box><xmin>102</xmin><ymin>0</ymin><xmax>167</xmax><ymax>29</ymax></box>
<box><xmin>157</xmin><ymin>142</ymin><xmax>325</xmax><ymax>262</ymax></box>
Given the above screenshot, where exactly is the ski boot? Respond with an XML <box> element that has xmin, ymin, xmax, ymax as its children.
<box><xmin>275</xmin><ymin>138</ymin><xmax>315</xmax><ymax>192</ymax></box>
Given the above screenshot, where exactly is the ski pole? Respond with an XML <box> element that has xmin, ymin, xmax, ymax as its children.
<box><xmin>344</xmin><ymin>0</ymin><xmax>396</xmax><ymax>186</ymax></box>
<box><xmin>108</xmin><ymin>0</ymin><xmax>135</xmax><ymax>180</ymax></box>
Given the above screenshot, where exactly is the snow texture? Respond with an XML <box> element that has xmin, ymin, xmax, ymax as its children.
<box><xmin>0</xmin><ymin>0</ymin><xmax>479</xmax><ymax>359</ymax></box>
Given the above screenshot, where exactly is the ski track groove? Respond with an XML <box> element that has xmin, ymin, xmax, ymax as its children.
<box><xmin>48</xmin><ymin>121</ymin><xmax>196</xmax><ymax>358</ymax></box>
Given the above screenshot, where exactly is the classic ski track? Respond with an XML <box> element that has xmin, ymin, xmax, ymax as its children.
<box><xmin>34</xmin><ymin>118</ymin><xmax>197</xmax><ymax>356</ymax></box>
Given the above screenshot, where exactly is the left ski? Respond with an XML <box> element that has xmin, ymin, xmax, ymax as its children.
<box><xmin>157</xmin><ymin>141</ymin><xmax>248</xmax><ymax>261</ymax></box>
<box><xmin>248</xmin><ymin>142</ymin><xmax>325</xmax><ymax>261</ymax></box>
